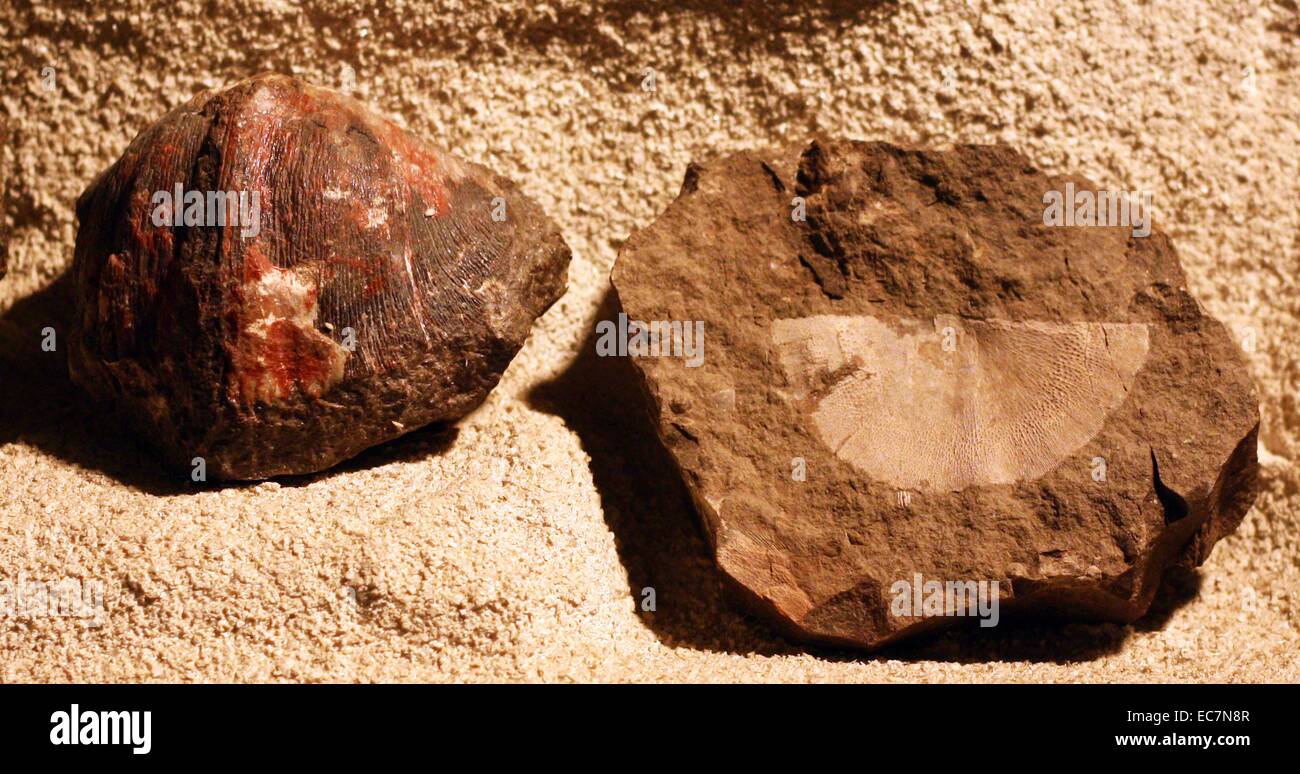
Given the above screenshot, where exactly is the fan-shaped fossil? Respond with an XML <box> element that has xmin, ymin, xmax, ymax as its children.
<box><xmin>612</xmin><ymin>138</ymin><xmax>1260</xmax><ymax>650</ymax></box>
<box><xmin>771</xmin><ymin>314</ymin><xmax>1151</xmax><ymax>491</ymax></box>
<box><xmin>69</xmin><ymin>74</ymin><xmax>570</xmax><ymax>480</ymax></box>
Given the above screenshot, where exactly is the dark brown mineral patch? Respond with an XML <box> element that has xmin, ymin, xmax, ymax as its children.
<box><xmin>611</xmin><ymin>138</ymin><xmax>1260</xmax><ymax>650</ymax></box>
<box><xmin>70</xmin><ymin>74</ymin><xmax>570</xmax><ymax>480</ymax></box>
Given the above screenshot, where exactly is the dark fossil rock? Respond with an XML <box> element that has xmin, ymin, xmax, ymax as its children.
<box><xmin>70</xmin><ymin>74</ymin><xmax>570</xmax><ymax>480</ymax></box>
<box><xmin>612</xmin><ymin>138</ymin><xmax>1260</xmax><ymax>649</ymax></box>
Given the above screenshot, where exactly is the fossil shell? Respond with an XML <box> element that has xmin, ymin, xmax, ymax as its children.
<box><xmin>771</xmin><ymin>314</ymin><xmax>1151</xmax><ymax>491</ymax></box>
<box><xmin>69</xmin><ymin>74</ymin><xmax>570</xmax><ymax>480</ymax></box>
<box><xmin>612</xmin><ymin>138</ymin><xmax>1260</xmax><ymax>650</ymax></box>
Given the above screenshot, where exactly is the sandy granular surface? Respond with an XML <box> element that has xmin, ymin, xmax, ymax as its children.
<box><xmin>0</xmin><ymin>0</ymin><xmax>1297</xmax><ymax>682</ymax></box>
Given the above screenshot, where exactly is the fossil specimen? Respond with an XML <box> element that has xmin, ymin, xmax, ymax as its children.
<box><xmin>771</xmin><ymin>315</ymin><xmax>1151</xmax><ymax>491</ymax></box>
<box><xmin>612</xmin><ymin>139</ymin><xmax>1260</xmax><ymax>650</ymax></box>
<box><xmin>70</xmin><ymin>74</ymin><xmax>570</xmax><ymax>480</ymax></box>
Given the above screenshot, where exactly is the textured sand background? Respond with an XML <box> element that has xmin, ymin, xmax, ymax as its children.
<box><xmin>0</xmin><ymin>0</ymin><xmax>1297</xmax><ymax>682</ymax></box>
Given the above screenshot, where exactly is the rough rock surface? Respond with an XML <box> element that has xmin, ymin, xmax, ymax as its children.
<box><xmin>612</xmin><ymin>139</ymin><xmax>1260</xmax><ymax>650</ymax></box>
<box><xmin>69</xmin><ymin>74</ymin><xmax>570</xmax><ymax>480</ymax></box>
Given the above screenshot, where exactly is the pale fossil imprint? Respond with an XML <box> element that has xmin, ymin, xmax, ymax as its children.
<box><xmin>771</xmin><ymin>315</ymin><xmax>1150</xmax><ymax>491</ymax></box>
